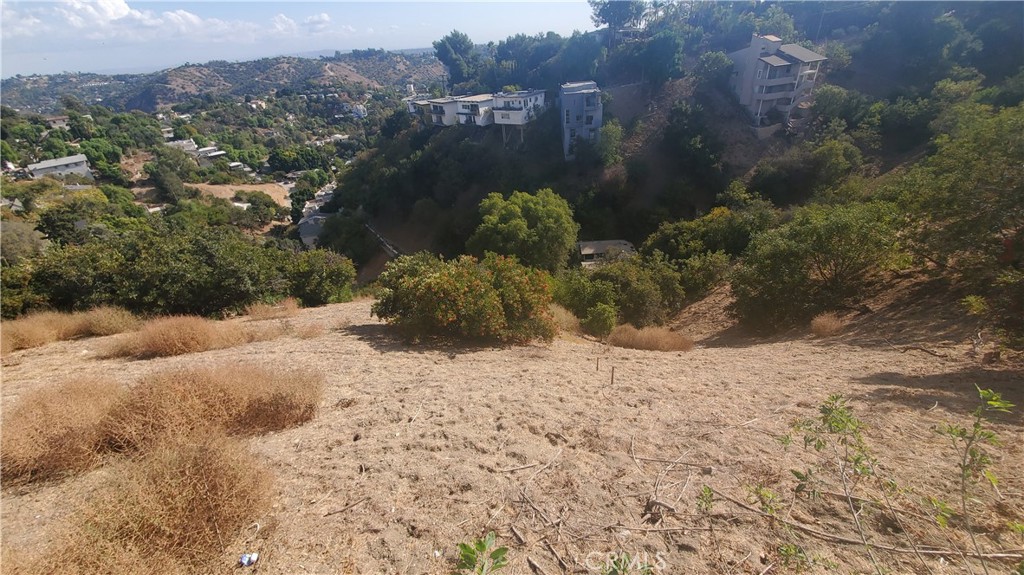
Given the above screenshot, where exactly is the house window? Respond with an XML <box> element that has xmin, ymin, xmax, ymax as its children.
<box><xmin>565</xmin><ymin>110</ymin><xmax>570</xmax><ymax>124</ymax></box>
<box><xmin>756</xmin><ymin>69</ymin><xmax>763</xmax><ymax>79</ymax></box>
<box><xmin>501</xmin><ymin>113</ymin><xmax>510</xmax><ymax>120</ymax></box>
<box><xmin>570</xmin><ymin>128</ymin><xmax>576</xmax><ymax>139</ymax></box>
<box><xmin>586</xmin><ymin>115</ymin><xmax>594</xmax><ymax>125</ymax></box>
<box><xmin>576</xmin><ymin>114</ymin><xmax>582</xmax><ymax>122</ymax></box>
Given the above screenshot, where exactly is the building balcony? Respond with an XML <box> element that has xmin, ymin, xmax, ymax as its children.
<box><xmin>755</xmin><ymin>75</ymin><xmax>798</xmax><ymax>87</ymax></box>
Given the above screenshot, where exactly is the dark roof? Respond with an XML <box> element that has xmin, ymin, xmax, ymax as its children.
<box><xmin>760</xmin><ymin>55</ymin><xmax>791</xmax><ymax>67</ymax></box>
<box><xmin>778</xmin><ymin>44</ymin><xmax>826</xmax><ymax>63</ymax></box>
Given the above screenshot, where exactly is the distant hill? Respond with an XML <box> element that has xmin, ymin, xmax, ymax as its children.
<box><xmin>0</xmin><ymin>51</ymin><xmax>444</xmax><ymax>114</ymax></box>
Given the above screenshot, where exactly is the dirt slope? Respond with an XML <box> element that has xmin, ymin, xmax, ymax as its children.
<box><xmin>2</xmin><ymin>298</ymin><xmax>1022</xmax><ymax>574</ymax></box>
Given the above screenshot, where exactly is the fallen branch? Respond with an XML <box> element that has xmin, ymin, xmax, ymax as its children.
<box><xmin>884</xmin><ymin>339</ymin><xmax>948</xmax><ymax>358</ymax></box>
<box><xmin>323</xmin><ymin>496</ymin><xmax>369</xmax><ymax>517</ymax></box>
<box><xmin>712</xmin><ymin>489</ymin><xmax>1024</xmax><ymax>560</ymax></box>
<box><xmin>542</xmin><ymin>537</ymin><xmax>570</xmax><ymax>572</ymax></box>
<box><xmin>527</xmin><ymin>556</ymin><xmax>549</xmax><ymax>575</ymax></box>
<box><xmin>635</xmin><ymin>456</ymin><xmax>712</xmax><ymax>474</ymax></box>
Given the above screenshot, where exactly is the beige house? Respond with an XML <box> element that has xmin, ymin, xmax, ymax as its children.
<box><xmin>27</xmin><ymin>154</ymin><xmax>92</xmax><ymax>180</ymax></box>
<box><xmin>727</xmin><ymin>34</ymin><xmax>826</xmax><ymax>130</ymax></box>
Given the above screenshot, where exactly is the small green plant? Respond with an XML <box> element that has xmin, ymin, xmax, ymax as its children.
<box><xmin>696</xmin><ymin>485</ymin><xmax>714</xmax><ymax>514</ymax></box>
<box><xmin>778</xmin><ymin>543</ymin><xmax>809</xmax><ymax>570</ymax></box>
<box><xmin>751</xmin><ymin>484</ymin><xmax>780</xmax><ymax>516</ymax></box>
<box><xmin>454</xmin><ymin>532</ymin><xmax>508</xmax><ymax>575</ymax></box>
<box><xmin>936</xmin><ymin>386</ymin><xmax>1014</xmax><ymax>575</ymax></box>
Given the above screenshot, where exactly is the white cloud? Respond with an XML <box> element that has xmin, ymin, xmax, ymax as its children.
<box><xmin>341</xmin><ymin>24</ymin><xmax>356</xmax><ymax>34</ymax></box>
<box><xmin>5</xmin><ymin>0</ymin><xmax>256</xmax><ymax>44</ymax></box>
<box><xmin>271</xmin><ymin>14</ymin><xmax>298</xmax><ymax>36</ymax></box>
<box><xmin>304</xmin><ymin>13</ymin><xmax>331</xmax><ymax>34</ymax></box>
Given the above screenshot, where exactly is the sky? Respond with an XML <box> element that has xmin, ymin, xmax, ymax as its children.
<box><xmin>1</xmin><ymin>0</ymin><xmax>597</xmax><ymax>78</ymax></box>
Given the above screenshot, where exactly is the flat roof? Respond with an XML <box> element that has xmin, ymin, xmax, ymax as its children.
<box><xmin>27</xmin><ymin>154</ymin><xmax>88</xmax><ymax>171</ymax></box>
<box><xmin>778</xmin><ymin>43</ymin><xmax>827</xmax><ymax>63</ymax></box>
<box><xmin>456</xmin><ymin>94</ymin><xmax>494</xmax><ymax>103</ymax></box>
<box><xmin>760</xmin><ymin>55</ymin><xmax>791</xmax><ymax>67</ymax></box>
<box><xmin>495</xmin><ymin>89</ymin><xmax>545</xmax><ymax>98</ymax></box>
<box><xmin>578</xmin><ymin>240</ymin><xmax>635</xmax><ymax>255</ymax></box>
<box><xmin>762</xmin><ymin>35</ymin><xmax>783</xmax><ymax>42</ymax></box>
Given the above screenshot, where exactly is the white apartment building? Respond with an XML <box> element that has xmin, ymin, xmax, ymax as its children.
<box><xmin>455</xmin><ymin>94</ymin><xmax>494</xmax><ymax>126</ymax></box>
<box><xmin>492</xmin><ymin>89</ymin><xmax>546</xmax><ymax>126</ymax></box>
<box><xmin>426</xmin><ymin>97</ymin><xmax>461</xmax><ymax>126</ymax></box>
<box><xmin>559</xmin><ymin>81</ymin><xmax>603</xmax><ymax>160</ymax></box>
<box><xmin>728</xmin><ymin>34</ymin><xmax>827</xmax><ymax>128</ymax></box>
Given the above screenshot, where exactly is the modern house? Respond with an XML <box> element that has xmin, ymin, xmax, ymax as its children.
<box><xmin>492</xmin><ymin>89</ymin><xmax>546</xmax><ymax>126</ymax></box>
<box><xmin>27</xmin><ymin>154</ymin><xmax>92</xmax><ymax>180</ymax></box>
<box><xmin>727</xmin><ymin>34</ymin><xmax>826</xmax><ymax>134</ymax></box>
<box><xmin>45</xmin><ymin>116</ymin><xmax>70</xmax><ymax>130</ymax></box>
<box><xmin>559</xmin><ymin>81</ymin><xmax>603</xmax><ymax>160</ymax></box>
<box><xmin>455</xmin><ymin>94</ymin><xmax>494</xmax><ymax>126</ymax></box>
<box><xmin>426</xmin><ymin>97</ymin><xmax>461</xmax><ymax>126</ymax></box>
<box><xmin>577</xmin><ymin>240</ymin><xmax>635</xmax><ymax>268</ymax></box>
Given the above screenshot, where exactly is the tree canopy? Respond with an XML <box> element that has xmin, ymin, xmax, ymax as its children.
<box><xmin>467</xmin><ymin>188</ymin><xmax>579</xmax><ymax>273</ymax></box>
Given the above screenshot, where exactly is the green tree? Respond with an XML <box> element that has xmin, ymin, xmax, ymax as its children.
<box><xmin>694</xmin><ymin>51</ymin><xmax>734</xmax><ymax>91</ymax></box>
<box><xmin>731</xmin><ymin>202</ymin><xmax>901</xmax><ymax>331</ymax></box>
<box><xmin>588</xmin><ymin>0</ymin><xmax>646</xmax><ymax>30</ymax></box>
<box><xmin>467</xmin><ymin>188</ymin><xmax>580</xmax><ymax>273</ymax></box>
<box><xmin>597</xmin><ymin>119</ymin><xmax>623</xmax><ymax>165</ymax></box>
<box><xmin>433</xmin><ymin>30</ymin><xmax>478</xmax><ymax>85</ymax></box>
<box><xmin>288</xmin><ymin>249</ymin><xmax>356</xmax><ymax>307</ymax></box>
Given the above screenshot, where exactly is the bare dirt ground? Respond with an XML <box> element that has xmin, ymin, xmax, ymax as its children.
<box><xmin>2</xmin><ymin>286</ymin><xmax>1022</xmax><ymax>574</ymax></box>
<box><xmin>189</xmin><ymin>183</ymin><xmax>292</xmax><ymax>207</ymax></box>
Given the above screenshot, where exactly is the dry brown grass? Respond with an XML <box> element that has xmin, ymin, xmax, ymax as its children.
<box><xmin>245</xmin><ymin>297</ymin><xmax>300</xmax><ymax>320</ymax></box>
<box><xmin>103</xmin><ymin>365</ymin><xmax>325</xmax><ymax>452</ymax></box>
<box><xmin>607</xmin><ymin>324</ymin><xmax>695</xmax><ymax>352</ymax></box>
<box><xmin>811</xmin><ymin>312</ymin><xmax>846</xmax><ymax>337</ymax></box>
<box><xmin>1</xmin><ymin>379</ymin><xmax>127</xmax><ymax>484</ymax></box>
<box><xmin>10</xmin><ymin>432</ymin><xmax>269</xmax><ymax>575</ymax></box>
<box><xmin>549</xmin><ymin>304</ymin><xmax>582</xmax><ymax>335</ymax></box>
<box><xmin>105</xmin><ymin>315</ymin><xmax>288</xmax><ymax>358</ymax></box>
<box><xmin>295</xmin><ymin>323</ymin><xmax>326</xmax><ymax>339</ymax></box>
<box><xmin>1</xmin><ymin>307</ymin><xmax>140</xmax><ymax>355</ymax></box>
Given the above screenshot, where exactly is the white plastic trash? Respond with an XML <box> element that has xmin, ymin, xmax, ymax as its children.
<box><xmin>239</xmin><ymin>552</ymin><xmax>259</xmax><ymax>567</ymax></box>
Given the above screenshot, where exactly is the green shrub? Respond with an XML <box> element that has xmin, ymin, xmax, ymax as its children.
<box><xmin>730</xmin><ymin>202</ymin><xmax>900</xmax><ymax>331</ymax></box>
<box><xmin>288</xmin><ymin>249</ymin><xmax>356</xmax><ymax>307</ymax></box>
<box><xmin>581</xmin><ymin>303</ymin><xmax>617</xmax><ymax>339</ymax></box>
<box><xmin>679</xmin><ymin>250</ymin><xmax>730</xmax><ymax>300</ymax></box>
<box><xmin>552</xmin><ymin>269</ymin><xmax>617</xmax><ymax>319</ymax></box>
<box><xmin>591</xmin><ymin>255</ymin><xmax>686</xmax><ymax>328</ymax></box>
<box><xmin>372</xmin><ymin>252</ymin><xmax>555</xmax><ymax>344</ymax></box>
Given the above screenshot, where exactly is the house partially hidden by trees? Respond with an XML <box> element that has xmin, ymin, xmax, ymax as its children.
<box><xmin>559</xmin><ymin>81</ymin><xmax>603</xmax><ymax>160</ymax></box>
<box><xmin>26</xmin><ymin>154</ymin><xmax>92</xmax><ymax>180</ymax></box>
<box><xmin>727</xmin><ymin>34</ymin><xmax>826</xmax><ymax>136</ymax></box>
<box><xmin>403</xmin><ymin>89</ymin><xmax>547</xmax><ymax>136</ymax></box>
<box><xmin>577</xmin><ymin>240</ymin><xmax>635</xmax><ymax>268</ymax></box>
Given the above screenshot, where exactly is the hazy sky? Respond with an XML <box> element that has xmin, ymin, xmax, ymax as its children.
<box><xmin>2</xmin><ymin>0</ymin><xmax>597</xmax><ymax>78</ymax></box>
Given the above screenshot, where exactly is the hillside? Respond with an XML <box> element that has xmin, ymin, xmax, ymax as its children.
<box><xmin>3</xmin><ymin>286</ymin><xmax>1021</xmax><ymax>574</ymax></box>
<box><xmin>0</xmin><ymin>51</ymin><xmax>444</xmax><ymax>113</ymax></box>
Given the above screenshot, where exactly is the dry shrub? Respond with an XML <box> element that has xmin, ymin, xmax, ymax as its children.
<box><xmin>549</xmin><ymin>303</ymin><xmax>582</xmax><ymax>335</ymax></box>
<box><xmin>245</xmin><ymin>297</ymin><xmax>300</xmax><ymax>320</ymax></box>
<box><xmin>1</xmin><ymin>308</ymin><xmax>140</xmax><ymax>355</ymax></box>
<box><xmin>17</xmin><ymin>432</ymin><xmax>269</xmax><ymax>574</ymax></box>
<box><xmin>1</xmin><ymin>312</ymin><xmax>62</xmax><ymax>353</ymax></box>
<box><xmin>103</xmin><ymin>365</ymin><xmax>325</xmax><ymax>452</ymax></box>
<box><xmin>106</xmin><ymin>315</ymin><xmax>291</xmax><ymax>358</ymax></box>
<box><xmin>76</xmin><ymin>306</ymin><xmax>141</xmax><ymax>337</ymax></box>
<box><xmin>608</xmin><ymin>325</ymin><xmax>695</xmax><ymax>352</ymax></box>
<box><xmin>811</xmin><ymin>312</ymin><xmax>845</xmax><ymax>337</ymax></box>
<box><xmin>1</xmin><ymin>379</ymin><xmax>126</xmax><ymax>483</ymax></box>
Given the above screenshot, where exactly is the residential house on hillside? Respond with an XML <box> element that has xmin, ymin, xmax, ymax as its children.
<box><xmin>455</xmin><ymin>94</ymin><xmax>494</xmax><ymax>126</ymax></box>
<box><xmin>166</xmin><ymin>138</ymin><xmax>198</xmax><ymax>153</ymax></box>
<box><xmin>27</xmin><ymin>154</ymin><xmax>92</xmax><ymax>180</ymax></box>
<box><xmin>45</xmin><ymin>116</ymin><xmax>69</xmax><ymax>130</ymax></box>
<box><xmin>727</xmin><ymin>34</ymin><xmax>826</xmax><ymax>136</ymax></box>
<box><xmin>426</xmin><ymin>97</ymin><xmax>461</xmax><ymax>126</ymax></box>
<box><xmin>559</xmin><ymin>81</ymin><xmax>603</xmax><ymax>160</ymax></box>
<box><xmin>493</xmin><ymin>89</ymin><xmax>546</xmax><ymax>126</ymax></box>
<box><xmin>577</xmin><ymin>240</ymin><xmax>635</xmax><ymax>268</ymax></box>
